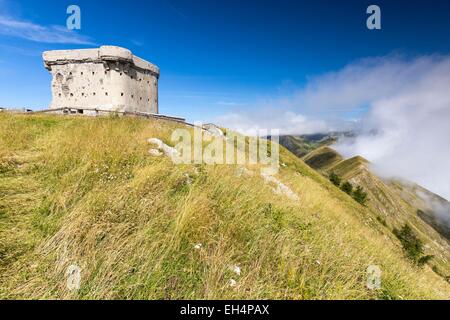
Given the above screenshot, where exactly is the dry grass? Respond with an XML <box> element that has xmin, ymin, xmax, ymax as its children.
<box><xmin>0</xmin><ymin>113</ymin><xmax>449</xmax><ymax>300</ymax></box>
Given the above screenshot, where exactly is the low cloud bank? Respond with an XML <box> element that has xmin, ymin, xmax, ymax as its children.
<box><xmin>216</xmin><ymin>55</ymin><xmax>450</xmax><ymax>203</ymax></box>
<box><xmin>216</xmin><ymin>110</ymin><xmax>330</xmax><ymax>136</ymax></box>
<box><xmin>415</xmin><ymin>190</ymin><xmax>450</xmax><ymax>230</ymax></box>
<box><xmin>335</xmin><ymin>55</ymin><xmax>450</xmax><ymax>201</ymax></box>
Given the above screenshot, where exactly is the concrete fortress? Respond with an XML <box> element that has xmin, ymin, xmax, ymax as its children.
<box><xmin>43</xmin><ymin>46</ymin><xmax>159</xmax><ymax>114</ymax></box>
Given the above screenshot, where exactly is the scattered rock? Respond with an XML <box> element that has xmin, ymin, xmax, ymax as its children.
<box><xmin>231</xmin><ymin>265</ymin><xmax>241</xmax><ymax>276</ymax></box>
<box><xmin>229</xmin><ymin>279</ymin><xmax>237</xmax><ymax>287</ymax></box>
<box><xmin>261</xmin><ymin>172</ymin><xmax>299</xmax><ymax>201</ymax></box>
<box><xmin>194</xmin><ymin>243</ymin><xmax>202</xmax><ymax>250</ymax></box>
<box><xmin>185</xmin><ymin>173</ymin><xmax>193</xmax><ymax>185</ymax></box>
<box><xmin>203</xmin><ymin>123</ymin><xmax>224</xmax><ymax>137</ymax></box>
<box><xmin>148</xmin><ymin>137</ymin><xmax>164</xmax><ymax>148</ymax></box>
<box><xmin>147</xmin><ymin>138</ymin><xmax>179</xmax><ymax>157</ymax></box>
<box><xmin>149</xmin><ymin>148</ymin><xmax>163</xmax><ymax>156</ymax></box>
<box><xmin>66</xmin><ymin>264</ymin><xmax>81</xmax><ymax>291</ymax></box>
<box><xmin>193</xmin><ymin>166</ymin><xmax>200</xmax><ymax>175</ymax></box>
<box><xmin>235</xmin><ymin>166</ymin><xmax>254</xmax><ymax>177</ymax></box>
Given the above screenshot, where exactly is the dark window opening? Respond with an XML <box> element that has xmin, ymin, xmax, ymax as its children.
<box><xmin>77</xmin><ymin>109</ymin><xmax>84</xmax><ymax>114</ymax></box>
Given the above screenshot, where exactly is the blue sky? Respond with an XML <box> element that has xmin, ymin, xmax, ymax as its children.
<box><xmin>2</xmin><ymin>0</ymin><xmax>450</xmax><ymax>199</ymax></box>
<box><xmin>1</xmin><ymin>0</ymin><xmax>450</xmax><ymax>123</ymax></box>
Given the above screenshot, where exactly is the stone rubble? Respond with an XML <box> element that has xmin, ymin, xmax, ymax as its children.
<box><xmin>202</xmin><ymin>123</ymin><xmax>225</xmax><ymax>137</ymax></box>
<box><xmin>231</xmin><ymin>265</ymin><xmax>241</xmax><ymax>276</ymax></box>
<box><xmin>229</xmin><ymin>279</ymin><xmax>237</xmax><ymax>287</ymax></box>
<box><xmin>234</xmin><ymin>166</ymin><xmax>254</xmax><ymax>177</ymax></box>
<box><xmin>261</xmin><ymin>172</ymin><xmax>299</xmax><ymax>201</ymax></box>
<box><xmin>147</xmin><ymin>138</ymin><xmax>179</xmax><ymax>158</ymax></box>
<box><xmin>148</xmin><ymin>149</ymin><xmax>163</xmax><ymax>157</ymax></box>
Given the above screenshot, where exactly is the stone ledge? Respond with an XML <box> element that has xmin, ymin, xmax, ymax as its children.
<box><xmin>43</xmin><ymin>45</ymin><xmax>159</xmax><ymax>75</ymax></box>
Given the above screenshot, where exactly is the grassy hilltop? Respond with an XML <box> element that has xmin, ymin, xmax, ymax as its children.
<box><xmin>0</xmin><ymin>113</ymin><xmax>449</xmax><ymax>299</ymax></box>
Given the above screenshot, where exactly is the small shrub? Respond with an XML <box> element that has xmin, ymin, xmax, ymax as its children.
<box><xmin>329</xmin><ymin>172</ymin><xmax>341</xmax><ymax>187</ymax></box>
<box><xmin>352</xmin><ymin>186</ymin><xmax>368</xmax><ymax>205</ymax></box>
<box><xmin>393</xmin><ymin>224</ymin><xmax>429</xmax><ymax>265</ymax></box>
<box><xmin>418</xmin><ymin>255</ymin><xmax>434</xmax><ymax>267</ymax></box>
<box><xmin>340</xmin><ymin>181</ymin><xmax>353</xmax><ymax>195</ymax></box>
<box><xmin>376</xmin><ymin>216</ymin><xmax>387</xmax><ymax>227</ymax></box>
<box><xmin>431</xmin><ymin>265</ymin><xmax>450</xmax><ymax>282</ymax></box>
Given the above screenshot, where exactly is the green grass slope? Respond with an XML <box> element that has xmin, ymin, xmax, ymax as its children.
<box><xmin>0</xmin><ymin>113</ymin><xmax>449</xmax><ymax>299</ymax></box>
<box><xmin>389</xmin><ymin>182</ymin><xmax>450</xmax><ymax>241</ymax></box>
<box><xmin>303</xmin><ymin>146</ymin><xmax>344</xmax><ymax>172</ymax></box>
<box><xmin>298</xmin><ymin>146</ymin><xmax>450</xmax><ymax>280</ymax></box>
<box><xmin>276</xmin><ymin>135</ymin><xmax>337</xmax><ymax>158</ymax></box>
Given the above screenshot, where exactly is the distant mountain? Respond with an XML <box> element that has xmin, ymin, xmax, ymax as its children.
<box><xmin>389</xmin><ymin>182</ymin><xmax>450</xmax><ymax>241</ymax></box>
<box><xmin>280</xmin><ymin>142</ymin><xmax>450</xmax><ymax>279</ymax></box>
<box><xmin>303</xmin><ymin>146</ymin><xmax>450</xmax><ymax>241</ymax></box>
<box><xmin>272</xmin><ymin>132</ymin><xmax>353</xmax><ymax>158</ymax></box>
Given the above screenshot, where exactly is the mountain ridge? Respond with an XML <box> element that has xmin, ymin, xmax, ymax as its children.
<box><xmin>0</xmin><ymin>114</ymin><xmax>448</xmax><ymax>299</ymax></box>
<box><xmin>278</xmin><ymin>138</ymin><xmax>450</xmax><ymax>280</ymax></box>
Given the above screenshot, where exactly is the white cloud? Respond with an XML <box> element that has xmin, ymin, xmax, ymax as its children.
<box><xmin>216</xmin><ymin>110</ymin><xmax>330</xmax><ymax>136</ymax></box>
<box><xmin>130</xmin><ymin>39</ymin><xmax>144</xmax><ymax>47</ymax></box>
<box><xmin>216</xmin><ymin>55</ymin><xmax>450</xmax><ymax>202</ymax></box>
<box><xmin>329</xmin><ymin>55</ymin><xmax>450</xmax><ymax>201</ymax></box>
<box><xmin>0</xmin><ymin>14</ymin><xmax>95</xmax><ymax>45</ymax></box>
<box><xmin>216</xmin><ymin>101</ymin><xmax>247</xmax><ymax>107</ymax></box>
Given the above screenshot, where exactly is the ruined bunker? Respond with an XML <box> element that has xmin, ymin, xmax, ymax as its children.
<box><xmin>43</xmin><ymin>46</ymin><xmax>159</xmax><ymax>115</ymax></box>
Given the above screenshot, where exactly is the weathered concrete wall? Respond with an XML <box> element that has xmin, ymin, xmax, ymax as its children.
<box><xmin>43</xmin><ymin>46</ymin><xmax>159</xmax><ymax>114</ymax></box>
